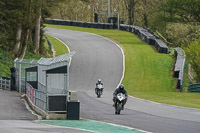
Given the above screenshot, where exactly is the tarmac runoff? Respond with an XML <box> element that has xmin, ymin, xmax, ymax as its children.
<box><xmin>39</xmin><ymin>119</ymin><xmax>149</xmax><ymax>133</ymax></box>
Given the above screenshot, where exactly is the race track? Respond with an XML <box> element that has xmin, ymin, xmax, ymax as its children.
<box><xmin>45</xmin><ymin>28</ymin><xmax>200</xmax><ymax>133</ymax></box>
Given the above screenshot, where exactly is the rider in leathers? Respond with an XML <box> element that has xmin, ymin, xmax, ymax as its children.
<box><xmin>95</xmin><ymin>79</ymin><xmax>104</xmax><ymax>94</ymax></box>
<box><xmin>113</xmin><ymin>84</ymin><xmax>128</xmax><ymax>110</ymax></box>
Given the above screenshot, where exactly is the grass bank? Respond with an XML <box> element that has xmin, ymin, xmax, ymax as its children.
<box><xmin>45</xmin><ymin>34</ymin><xmax>69</xmax><ymax>56</ymax></box>
<box><xmin>45</xmin><ymin>24</ymin><xmax>200</xmax><ymax>109</ymax></box>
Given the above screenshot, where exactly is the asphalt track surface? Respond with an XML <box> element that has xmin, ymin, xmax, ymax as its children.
<box><xmin>45</xmin><ymin>28</ymin><xmax>200</xmax><ymax>133</ymax></box>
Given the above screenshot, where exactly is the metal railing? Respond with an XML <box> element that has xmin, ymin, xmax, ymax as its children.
<box><xmin>0</xmin><ymin>77</ymin><xmax>11</xmax><ymax>90</ymax></box>
<box><xmin>26</xmin><ymin>82</ymin><xmax>67</xmax><ymax>113</ymax></box>
<box><xmin>26</xmin><ymin>82</ymin><xmax>47</xmax><ymax>112</ymax></box>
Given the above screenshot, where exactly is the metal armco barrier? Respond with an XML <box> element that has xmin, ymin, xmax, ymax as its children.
<box><xmin>120</xmin><ymin>24</ymin><xmax>169</xmax><ymax>54</ymax></box>
<box><xmin>0</xmin><ymin>77</ymin><xmax>11</xmax><ymax>90</ymax></box>
<box><xmin>45</xmin><ymin>19</ymin><xmax>115</xmax><ymax>29</ymax></box>
<box><xmin>188</xmin><ymin>83</ymin><xmax>200</xmax><ymax>93</ymax></box>
<box><xmin>174</xmin><ymin>48</ymin><xmax>186</xmax><ymax>91</ymax></box>
<box><xmin>45</xmin><ymin>36</ymin><xmax>53</xmax><ymax>52</ymax></box>
<box><xmin>45</xmin><ymin>19</ymin><xmax>170</xmax><ymax>54</ymax></box>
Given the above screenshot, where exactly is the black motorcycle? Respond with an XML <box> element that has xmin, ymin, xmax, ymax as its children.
<box><xmin>114</xmin><ymin>93</ymin><xmax>126</xmax><ymax>115</ymax></box>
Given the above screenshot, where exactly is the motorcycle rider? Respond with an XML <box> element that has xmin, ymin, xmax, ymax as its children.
<box><xmin>113</xmin><ymin>84</ymin><xmax>128</xmax><ymax>110</ymax></box>
<box><xmin>95</xmin><ymin>79</ymin><xmax>104</xmax><ymax>94</ymax></box>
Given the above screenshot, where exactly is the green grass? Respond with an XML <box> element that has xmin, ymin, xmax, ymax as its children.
<box><xmin>24</xmin><ymin>51</ymin><xmax>42</xmax><ymax>60</ymax></box>
<box><xmin>45</xmin><ymin>34</ymin><xmax>69</xmax><ymax>56</ymax></box>
<box><xmin>45</xmin><ymin>24</ymin><xmax>200</xmax><ymax>109</ymax></box>
<box><xmin>24</xmin><ymin>36</ymin><xmax>52</xmax><ymax>60</ymax></box>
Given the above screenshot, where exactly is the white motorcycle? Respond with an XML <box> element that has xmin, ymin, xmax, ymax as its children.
<box><xmin>114</xmin><ymin>93</ymin><xmax>126</xmax><ymax>115</ymax></box>
<box><xmin>95</xmin><ymin>84</ymin><xmax>103</xmax><ymax>98</ymax></box>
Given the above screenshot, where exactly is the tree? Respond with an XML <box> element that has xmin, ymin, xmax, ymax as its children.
<box><xmin>160</xmin><ymin>0</ymin><xmax>200</xmax><ymax>24</ymax></box>
<box><xmin>33</xmin><ymin>0</ymin><xmax>66</xmax><ymax>54</ymax></box>
<box><xmin>184</xmin><ymin>40</ymin><xmax>200</xmax><ymax>82</ymax></box>
<box><xmin>165</xmin><ymin>24</ymin><xmax>200</xmax><ymax>46</ymax></box>
<box><xmin>0</xmin><ymin>0</ymin><xmax>7</xmax><ymax>49</ymax></box>
<box><xmin>135</xmin><ymin>0</ymin><xmax>161</xmax><ymax>28</ymax></box>
<box><xmin>19</xmin><ymin>0</ymin><xmax>33</xmax><ymax>58</ymax></box>
<box><xmin>1</xmin><ymin>0</ymin><xmax>25</xmax><ymax>55</ymax></box>
<box><xmin>33</xmin><ymin>0</ymin><xmax>42</xmax><ymax>54</ymax></box>
<box><xmin>123</xmin><ymin>0</ymin><xmax>137</xmax><ymax>25</ymax></box>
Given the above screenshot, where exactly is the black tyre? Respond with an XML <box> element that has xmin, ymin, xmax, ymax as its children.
<box><xmin>97</xmin><ymin>91</ymin><xmax>101</xmax><ymax>98</ymax></box>
<box><xmin>117</xmin><ymin>110</ymin><xmax>121</xmax><ymax>115</ymax></box>
<box><xmin>117</xmin><ymin>103</ymin><xmax>122</xmax><ymax>115</ymax></box>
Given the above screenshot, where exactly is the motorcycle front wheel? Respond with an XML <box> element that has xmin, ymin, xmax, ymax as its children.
<box><xmin>97</xmin><ymin>90</ymin><xmax>101</xmax><ymax>98</ymax></box>
<box><xmin>115</xmin><ymin>102</ymin><xmax>122</xmax><ymax>115</ymax></box>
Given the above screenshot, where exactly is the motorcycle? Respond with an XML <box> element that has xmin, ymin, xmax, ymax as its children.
<box><xmin>114</xmin><ymin>93</ymin><xmax>126</xmax><ymax>115</ymax></box>
<box><xmin>95</xmin><ymin>84</ymin><xmax>103</xmax><ymax>98</ymax></box>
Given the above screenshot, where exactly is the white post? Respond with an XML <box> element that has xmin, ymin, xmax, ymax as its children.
<box><xmin>67</xmin><ymin>63</ymin><xmax>70</xmax><ymax>101</ymax></box>
<box><xmin>14</xmin><ymin>58</ymin><xmax>18</xmax><ymax>68</ymax></box>
<box><xmin>19</xmin><ymin>63</ymin><xmax>21</xmax><ymax>93</ymax></box>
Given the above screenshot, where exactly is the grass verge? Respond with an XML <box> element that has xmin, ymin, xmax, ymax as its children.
<box><xmin>45</xmin><ymin>24</ymin><xmax>200</xmax><ymax>109</ymax></box>
<box><xmin>45</xmin><ymin>34</ymin><xmax>69</xmax><ymax>56</ymax></box>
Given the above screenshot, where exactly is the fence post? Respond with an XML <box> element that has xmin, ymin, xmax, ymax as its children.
<box><xmin>8</xmin><ymin>80</ymin><xmax>11</xmax><ymax>91</ymax></box>
<box><xmin>14</xmin><ymin>58</ymin><xmax>18</xmax><ymax>68</ymax></box>
<box><xmin>5</xmin><ymin>79</ymin><xmax>7</xmax><ymax>90</ymax></box>
<box><xmin>0</xmin><ymin>78</ymin><xmax>2</xmax><ymax>89</ymax></box>
<box><xmin>117</xmin><ymin>13</ymin><xmax>120</xmax><ymax>29</ymax></box>
<box><xmin>19</xmin><ymin>59</ymin><xmax>23</xmax><ymax>93</ymax></box>
<box><xmin>47</xmin><ymin>94</ymin><xmax>49</xmax><ymax>112</ymax></box>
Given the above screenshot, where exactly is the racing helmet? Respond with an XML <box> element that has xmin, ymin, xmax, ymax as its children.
<box><xmin>119</xmin><ymin>84</ymin><xmax>124</xmax><ymax>90</ymax></box>
<box><xmin>98</xmin><ymin>79</ymin><xmax>101</xmax><ymax>83</ymax></box>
